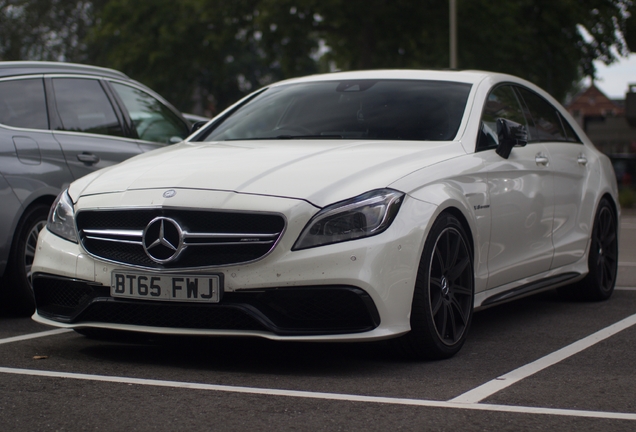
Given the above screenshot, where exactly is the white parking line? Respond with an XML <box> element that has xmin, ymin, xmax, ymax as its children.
<box><xmin>0</xmin><ymin>328</ymin><xmax>72</xmax><ymax>345</ymax></box>
<box><xmin>0</xmin><ymin>366</ymin><xmax>634</xmax><ymax>421</ymax></box>
<box><xmin>450</xmin><ymin>313</ymin><xmax>636</xmax><ymax>404</ymax></box>
<box><xmin>2</xmin><ymin>309</ymin><xmax>636</xmax><ymax>420</ymax></box>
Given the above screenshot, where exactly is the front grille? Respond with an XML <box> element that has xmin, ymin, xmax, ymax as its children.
<box><xmin>33</xmin><ymin>275</ymin><xmax>380</xmax><ymax>335</ymax></box>
<box><xmin>76</xmin><ymin>208</ymin><xmax>285</xmax><ymax>269</ymax></box>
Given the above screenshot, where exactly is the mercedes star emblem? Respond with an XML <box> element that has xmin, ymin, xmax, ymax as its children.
<box><xmin>142</xmin><ymin>217</ymin><xmax>185</xmax><ymax>263</ymax></box>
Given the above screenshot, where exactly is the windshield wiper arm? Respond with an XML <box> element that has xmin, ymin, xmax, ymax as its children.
<box><xmin>225</xmin><ymin>134</ymin><xmax>343</xmax><ymax>141</ymax></box>
<box><xmin>275</xmin><ymin>134</ymin><xmax>343</xmax><ymax>139</ymax></box>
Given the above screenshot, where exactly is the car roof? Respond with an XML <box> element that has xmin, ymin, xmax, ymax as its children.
<box><xmin>0</xmin><ymin>61</ymin><xmax>129</xmax><ymax>79</ymax></box>
<box><xmin>270</xmin><ymin>69</ymin><xmax>497</xmax><ymax>87</ymax></box>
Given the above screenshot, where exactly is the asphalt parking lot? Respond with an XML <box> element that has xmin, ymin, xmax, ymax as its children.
<box><xmin>1</xmin><ymin>211</ymin><xmax>635</xmax><ymax>431</ymax></box>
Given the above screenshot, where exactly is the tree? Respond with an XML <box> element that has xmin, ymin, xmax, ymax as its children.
<box><xmin>2</xmin><ymin>0</ymin><xmax>632</xmax><ymax>110</ymax></box>
<box><xmin>305</xmin><ymin>0</ymin><xmax>631</xmax><ymax>102</ymax></box>
<box><xmin>0</xmin><ymin>0</ymin><xmax>98</xmax><ymax>62</ymax></box>
<box><xmin>86</xmin><ymin>0</ymin><xmax>319</xmax><ymax>114</ymax></box>
<box><xmin>456</xmin><ymin>0</ymin><xmax>631</xmax><ymax>100</ymax></box>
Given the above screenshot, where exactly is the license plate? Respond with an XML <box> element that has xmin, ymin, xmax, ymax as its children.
<box><xmin>111</xmin><ymin>271</ymin><xmax>221</xmax><ymax>303</ymax></box>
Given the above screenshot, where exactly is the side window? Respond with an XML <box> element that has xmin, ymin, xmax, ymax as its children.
<box><xmin>516</xmin><ymin>87</ymin><xmax>569</xmax><ymax>142</ymax></box>
<box><xmin>110</xmin><ymin>82</ymin><xmax>189</xmax><ymax>143</ymax></box>
<box><xmin>52</xmin><ymin>78</ymin><xmax>125</xmax><ymax>137</ymax></box>
<box><xmin>478</xmin><ymin>85</ymin><xmax>529</xmax><ymax>151</ymax></box>
<box><xmin>0</xmin><ymin>78</ymin><xmax>48</xmax><ymax>129</ymax></box>
<box><xmin>558</xmin><ymin>113</ymin><xmax>582</xmax><ymax>143</ymax></box>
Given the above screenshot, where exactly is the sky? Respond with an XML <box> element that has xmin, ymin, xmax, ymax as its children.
<box><xmin>592</xmin><ymin>53</ymin><xmax>636</xmax><ymax>99</ymax></box>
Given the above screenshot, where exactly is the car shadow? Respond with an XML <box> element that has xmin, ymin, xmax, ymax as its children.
<box><xmin>73</xmin><ymin>289</ymin><xmax>578</xmax><ymax>375</ymax></box>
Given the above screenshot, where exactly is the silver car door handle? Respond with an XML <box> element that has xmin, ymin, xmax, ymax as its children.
<box><xmin>535</xmin><ymin>154</ymin><xmax>549</xmax><ymax>166</ymax></box>
<box><xmin>577</xmin><ymin>155</ymin><xmax>588</xmax><ymax>166</ymax></box>
<box><xmin>77</xmin><ymin>152</ymin><xmax>100</xmax><ymax>165</ymax></box>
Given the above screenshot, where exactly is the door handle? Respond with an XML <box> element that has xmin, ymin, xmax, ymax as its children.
<box><xmin>77</xmin><ymin>152</ymin><xmax>100</xmax><ymax>165</ymax></box>
<box><xmin>535</xmin><ymin>154</ymin><xmax>549</xmax><ymax>166</ymax></box>
<box><xmin>577</xmin><ymin>154</ymin><xmax>588</xmax><ymax>166</ymax></box>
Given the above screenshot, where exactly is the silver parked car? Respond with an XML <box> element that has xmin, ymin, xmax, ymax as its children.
<box><xmin>0</xmin><ymin>61</ymin><xmax>191</xmax><ymax>314</ymax></box>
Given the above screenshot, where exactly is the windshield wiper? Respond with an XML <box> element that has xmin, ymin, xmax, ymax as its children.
<box><xmin>226</xmin><ymin>134</ymin><xmax>343</xmax><ymax>141</ymax></box>
<box><xmin>275</xmin><ymin>134</ymin><xmax>343</xmax><ymax>139</ymax></box>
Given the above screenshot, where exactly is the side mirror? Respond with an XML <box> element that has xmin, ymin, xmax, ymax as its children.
<box><xmin>495</xmin><ymin>118</ymin><xmax>528</xmax><ymax>159</ymax></box>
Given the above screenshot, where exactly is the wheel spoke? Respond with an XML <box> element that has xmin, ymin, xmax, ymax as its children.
<box><xmin>447</xmin><ymin>256</ymin><xmax>469</xmax><ymax>283</ymax></box>
<box><xmin>443</xmin><ymin>232</ymin><xmax>452</xmax><ymax>272</ymax></box>
<box><xmin>25</xmin><ymin>242</ymin><xmax>36</xmax><ymax>260</ymax></box>
<box><xmin>434</xmin><ymin>246</ymin><xmax>445</xmax><ymax>274</ymax></box>
<box><xmin>446</xmin><ymin>304</ymin><xmax>457</xmax><ymax>341</ymax></box>
<box><xmin>450</xmin><ymin>296</ymin><xmax>468</xmax><ymax>326</ymax></box>
<box><xmin>451</xmin><ymin>283</ymin><xmax>472</xmax><ymax>297</ymax></box>
<box><xmin>602</xmin><ymin>229</ymin><xmax>616</xmax><ymax>248</ymax></box>
<box><xmin>431</xmin><ymin>292</ymin><xmax>443</xmax><ymax>316</ymax></box>
<box><xmin>436</xmin><ymin>303</ymin><xmax>448</xmax><ymax>338</ymax></box>
<box><xmin>447</xmin><ymin>233</ymin><xmax>460</xmax><ymax>273</ymax></box>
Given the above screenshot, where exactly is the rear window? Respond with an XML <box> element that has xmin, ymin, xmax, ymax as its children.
<box><xmin>52</xmin><ymin>78</ymin><xmax>125</xmax><ymax>137</ymax></box>
<box><xmin>0</xmin><ymin>78</ymin><xmax>48</xmax><ymax>129</ymax></box>
<box><xmin>201</xmin><ymin>80</ymin><xmax>472</xmax><ymax>142</ymax></box>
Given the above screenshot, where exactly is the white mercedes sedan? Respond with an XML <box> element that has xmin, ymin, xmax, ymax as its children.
<box><xmin>32</xmin><ymin>70</ymin><xmax>619</xmax><ymax>359</ymax></box>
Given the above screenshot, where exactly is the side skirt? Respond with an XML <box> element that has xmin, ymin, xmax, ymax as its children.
<box><xmin>479</xmin><ymin>272</ymin><xmax>581</xmax><ymax>309</ymax></box>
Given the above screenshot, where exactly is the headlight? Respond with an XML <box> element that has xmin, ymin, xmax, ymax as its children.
<box><xmin>47</xmin><ymin>190</ymin><xmax>78</xmax><ymax>243</ymax></box>
<box><xmin>293</xmin><ymin>189</ymin><xmax>404</xmax><ymax>250</ymax></box>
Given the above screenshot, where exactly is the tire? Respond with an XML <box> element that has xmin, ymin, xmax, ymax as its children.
<box><xmin>398</xmin><ymin>213</ymin><xmax>474</xmax><ymax>360</ymax></box>
<box><xmin>559</xmin><ymin>199</ymin><xmax>618</xmax><ymax>301</ymax></box>
<box><xmin>3</xmin><ymin>204</ymin><xmax>50</xmax><ymax>316</ymax></box>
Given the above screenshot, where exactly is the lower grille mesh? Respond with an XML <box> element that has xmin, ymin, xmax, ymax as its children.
<box><xmin>33</xmin><ymin>275</ymin><xmax>380</xmax><ymax>335</ymax></box>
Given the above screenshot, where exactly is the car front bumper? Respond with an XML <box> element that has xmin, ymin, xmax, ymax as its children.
<box><xmin>32</xmin><ymin>191</ymin><xmax>437</xmax><ymax>342</ymax></box>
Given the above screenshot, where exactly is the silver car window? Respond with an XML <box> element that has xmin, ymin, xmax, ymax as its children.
<box><xmin>0</xmin><ymin>78</ymin><xmax>48</xmax><ymax>130</ymax></box>
<box><xmin>110</xmin><ymin>82</ymin><xmax>189</xmax><ymax>143</ymax></box>
<box><xmin>52</xmin><ymin>78</ymin><xmax>125</xmax><ymax>137</ymax></box>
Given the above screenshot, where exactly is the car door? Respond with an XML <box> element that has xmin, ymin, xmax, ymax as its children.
<box><xmin>0</xmin><ymin>76</ymin><xmax>74</xmax><ymax>195</ymax></box>
<box><xmin>0</xmin><ymin>76</ymin><xmax>74</xmax><ymax>270</ymax></box>
<box><xmin>46</xmin><ymin>76</ymin><xmax>144</xmax><ymax>180</ymax></box>
<box><xmin>477</xmin><ymin>84</ymin><xmax>555</xmax><ymax>289</ymax></box>
<box><xmin>516</xmin><ymin>86</ymin><xmax>593</xmax><ymax>268</ymax></box>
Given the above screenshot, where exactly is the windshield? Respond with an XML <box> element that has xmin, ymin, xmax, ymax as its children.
<box><xmin>200</xmin><ymin>79</ymin><xmax>472</xmax><ymax>142</ymax></box>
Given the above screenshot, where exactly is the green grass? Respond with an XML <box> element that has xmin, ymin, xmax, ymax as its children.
<box><xmin>619</xmin><ymin>187</ymin><xmax>636</xmax><ymax>209</ymax></box>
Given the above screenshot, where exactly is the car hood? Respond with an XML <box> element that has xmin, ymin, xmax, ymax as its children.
<box><xmin>71</xmin><ymin>140</ymin><xmax>465</xmax><ymax>207</ymax></box>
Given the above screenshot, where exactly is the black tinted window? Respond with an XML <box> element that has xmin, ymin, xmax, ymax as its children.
<box><xmin>52</xmin><ymin>78</ymin><xmax>124</xmax><ymax>137</ymax></box>
<box><xmin>559</xmin><ymin>113</ymin><xmax>581</xmax><ymax>143</ymax></box>
<box><xmin>478</xmin><ymin>85</ymin><xmax>529</xmax><ymax>151</ymax></box>
<box><xmin>0</xmin><ymin>78</ymin><xmax>48</xmax><ymax>129</ymax></box>
<box><xmin>516</xmin><ymin>87</ymin><xmax>567</xmax><ymax>142</ymax></box>
<box><xmin>202</xmin><ymin>80</ymin><xmax>472</xmax><ymax>142</ymax></box>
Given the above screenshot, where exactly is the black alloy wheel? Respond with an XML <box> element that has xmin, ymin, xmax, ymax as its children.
<box><xmin>398</xmin><ymin>212</ymin><xmax>474</xmax><ymax>360</ymax></box>
<box><xmin>562</xmin><ymin>199</ymin><xmax>618</xmax><ymax>301</ymax></box>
